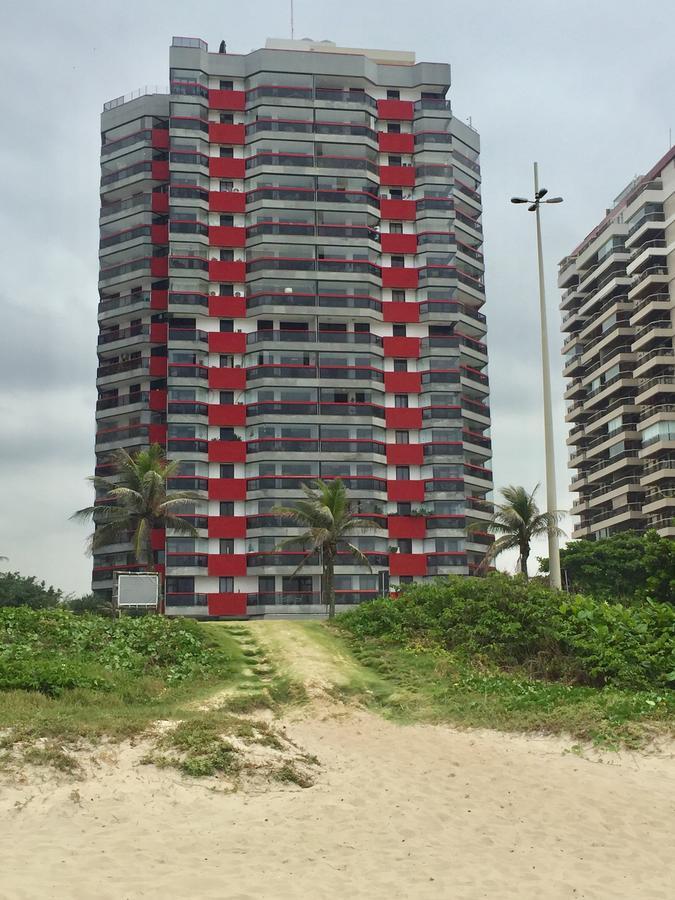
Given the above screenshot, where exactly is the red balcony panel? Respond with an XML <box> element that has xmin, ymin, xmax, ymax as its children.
<box><xmin>208</xmin><ymin>592</ymin><xmax>247</xmax><ymax>617</ymax></box>
<box><xmin>378</xmin><ymin>132</ymin><xmax>415</xmax><ymax>154</ymax></box>
<box><xmin>148</xmin><ymin>424</ymin><xmax>167</xmax><ymax>445</ymax></box>
<box><xmin>209</xmin><ymin>225</ymin><xmax>246</xmax><ymax>248</ymax></box>
<box><xmin>151</xmin><ymin>160</ymin><xmax>169</xmax><ymax>181</ymax></box>
<box><xmin>150</xmin><ymin>528</ymin><xmax>165</xmax><ymax>551</ymax></box>
<box><xmin>208</xmin><ymin>89</ymin><xmax>246</xmax><ymax>111</ymax></box>
<box><xmin>377</xmin><ymin>99</ymin><xmax>414</xmax><ymax>121</ymax></box>
<box><xmin>149</xmin><ymin>322</ymin><xmax>168</xmax><ymax>343</ymax></box>
<box><xmin>149</xmin><ymin>389</ymin><xmax>167</xmax><ymax>411</ymax></box>
<box><xmin>208</xmin><ymin>403</ymin><xmax>247</xmax><ymax>427</ymax></box>
<box><xmin>209</xmin><ymin>191</ymin><xmax>247</xmax><ymax>214</ymax></box>
<box><xmin>380</xmin><ymin>233</ymin><xmax>418</xmax><ymax>254</ymax></box>
<box><xmin>208</xmin><ymin>367</ymin><xmax>247</xmax><ymax>390</ymax></box>
<box><xmin>151</xmin><ymin>224</ymin><xmax>169</xmax><ymax>245</ymax></box>
<box><xmin>384</xmin><ymin>371</ymin><xmax>421</xmax><ymax>393</ymax></box>
<box><xmin>208</xmin><ymin>157</ymin><xmax>246</xmax><ymax>179</ymax></box>
<box><xmin>387</xmin><ymin>480</ymin><xmax>425</xmax><ymax>502</ymax></box>
<box><xmin>381</xmin><ymin>267</ymin><xmax>419</xmax><ymax>289</ymax></box>
<box><xmin>209</xmin><ymin>295</ymin><xmax>246</xmax><ymax>318</ymax></box>
<box><xmin>389</xmin><ymin>553</ymin><xmax>428</xmax><ymax>576</ymax></box>
<box><xmin>150</xmin><ymin>289</ymin><xmax>168</xmax><ymax>310</ymax></box>
<box><xmin>149</xmin><ymin>356</ymin><xmax>168</xmax><ymax>377</ymax></box>
<box><xmin>208</xmin><ymin>260</ymin><xmax>246</xmax><ymax>283</ymax></box>
<box><xmin>386</xmin><ymin>443</ymin><xmax>424</xmax><ymax>466</ymax></box>
<box><xmin>208</xmin><ymin>332</ymin><xmax>246</xmax><ymax>354</ymax></box>
<box><xmin>150</xmin><ymin>257</ymin><xmax>169</xmax><ymax>278</ymax></box>
<box><xmin>380</xmin><ymin>198</ymin><xmax>416</xmax><ymax>221</ymax></box>
<box><xmin>151</xmin><ymin>128</ymin><xmax>169</xmax><ymax>149</ymax></box>
<box><xmin>388</xmin><ymin>516</ymin><xmax>427</xmax><ymax>539</ymax></box>
<box><xmin>382</xmin><ymin>302</ymin><xmax>419</xmax><ymax>324</ymax></box>
<box><xmin>379</xmin><ymin>165</ymin><xmax>416</xmax><ymax>187</ymax></box>
<box><xmin>208</xmin><ymin>516</ymin><xmax>247</xmax><ymax>540</ymax></box>
<box><xmin>208</xmin><ymin>123</ymin><xmax>246</xmax><ymax>145</ymax></box>
<box><xmin>385</xmin><ymin>407</ymin><xmax>423</xmax><ymax>430</ymax></box>
<box><xmin>383</xmin><ymin>336</ymin><xmax>421</xmax><ymax>358</ymax></box>
<box><xmin>151</xmin><ymin>192</ymin><xmax>169</xmax><ymax>214</ymax></box>
<box><xmin>208</xmin><ymin>478</ymin><xmax>247</xmax><ymax>501</ymax></box>
<box><xmin>208</xmin><ymin>440</ymin><xmax>247</xmax><ymax>464</ymax></box>
<box><xmin>207</xmin><ymin>554</ymin><xmax>247</xmax><ymax>577</ymax></box>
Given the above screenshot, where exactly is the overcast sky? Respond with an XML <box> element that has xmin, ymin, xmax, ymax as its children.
<box><xmin>1</xmin><ymin>0</ymin><xmax>673</xmax><ymax>594</ymax></box>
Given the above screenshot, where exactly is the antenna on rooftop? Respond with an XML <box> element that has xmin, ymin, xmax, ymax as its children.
<box><xmin>291</xmin><ymin>0</ymin><xmax>295</xmax><ymax>38</ymax></box>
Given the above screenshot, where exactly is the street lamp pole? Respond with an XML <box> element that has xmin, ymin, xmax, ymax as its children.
<box><xmin>511</xmin><ymin>164</ymin><xmax>563</xmax><ymax>589</ymax></box>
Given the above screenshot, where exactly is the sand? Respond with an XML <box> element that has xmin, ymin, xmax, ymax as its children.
<box><xmin>1</xmin><ymin>623</ymin><xmax>674</xmax><ymax>899</ymax></box>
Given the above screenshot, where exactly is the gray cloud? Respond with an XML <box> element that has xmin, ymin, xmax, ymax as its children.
<box><xmin>1</xmin><ymin>0</ymin><xmax>673</xmax><ymax>591</ymax></box>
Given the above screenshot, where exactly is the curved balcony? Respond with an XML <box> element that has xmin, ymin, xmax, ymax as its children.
<box><xmin>246</xmin><ymin>291</ymin><xmax>381</xmax><ymax>314</ymax></box>
<box><xmin>247</xmin><ymin>329</ymin><xmax>382</xmax><ymax>348</ymax></box>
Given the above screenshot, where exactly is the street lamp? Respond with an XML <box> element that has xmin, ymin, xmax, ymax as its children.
<box><xmin>511</xmin><ymin>162</ymin><xmax>563</xmax><ymax>590</ymax></box>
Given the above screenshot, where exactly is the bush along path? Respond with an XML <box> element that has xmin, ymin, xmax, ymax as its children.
<box><xmin>0</xmin><ymin>611</ymin><xmax>317</xmax><ymax>787</ymax></box>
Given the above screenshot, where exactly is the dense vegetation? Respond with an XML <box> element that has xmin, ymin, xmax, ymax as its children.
<box><xmin>0</xmin><ymin>608</ymin><xmax>232</xmax><ymax>696</ymax></box>
<box><xmin>337</xmin><ymin>574</ymin><xmax>675</xmax><ymax>691</ymax></box>
<box><xmin>540</xmin><ymin>530</ymin><xmax>675</xmax><ymax>603</ymax></box>
<box><xmin>0</xmin><ymin>571</ymin><xmax>63</xmax><ymax>609</ymax></box>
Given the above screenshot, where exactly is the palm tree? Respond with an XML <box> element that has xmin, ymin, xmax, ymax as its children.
<box><xmin>72</xmin><ymin>444</ymin><xmax>200</xmax><ymax>566</ymax></box>
<box><xmin>272</xmin><ymin>479</ymin><xmax>382</xmax><ymax>619</ymax></box>
<box><xmin>476</xmin><ymin>484</ymin><xmax>565</xmax><ymax>580</ymax></box>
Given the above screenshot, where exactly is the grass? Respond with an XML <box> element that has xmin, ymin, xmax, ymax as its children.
<box><xmin>0</xmin><ymin>621</ymin><xmax>310</xmax><ymax>777</ymax></box>
<box><xmin>330</xmin><ymin>629</ymin><xmax>675</xmax><ymax>750</ymax></box>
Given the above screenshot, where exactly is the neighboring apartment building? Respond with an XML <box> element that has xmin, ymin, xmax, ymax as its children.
<box><xmin>560</xmin><ymin>146</ymin><xmax>675</xmax><ymax>541</ymax></box>
<box><xmin>95</xmin><ymin>36</ymin><xmax>493</xmax><ymax>616</ymax></box>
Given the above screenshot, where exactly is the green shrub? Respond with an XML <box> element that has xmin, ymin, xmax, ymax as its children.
<box><xmin>337</xmin><ymin>574</ymin><xmax>675</xmax><ymax>691</ymax></box>
<box><xmin>0</xmin><ymin>608</ymin><xmax>232</xmax><ymax>696</ymax></box>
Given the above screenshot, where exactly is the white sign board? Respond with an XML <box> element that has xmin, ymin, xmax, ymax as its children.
<box><xmin>117</xmin><ymin>573</ymin><xmax>159</xmax><ymax>608</ymax></box>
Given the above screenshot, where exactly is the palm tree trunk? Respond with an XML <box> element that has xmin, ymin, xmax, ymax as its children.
<box><xmin>520</xmin><ymin>548</ymin><xmax>529</xmax><ymax>580</ymax></box>
<box><xmin>324</xmin><ymin>550</ymin><xmax>336</xmax><ymax>620</ymax></box>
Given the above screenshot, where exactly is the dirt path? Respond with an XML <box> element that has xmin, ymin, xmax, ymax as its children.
<box><xmin>245</xmin><ymin>620</ymin><xmax>368</xmax><ymax>697</ymax></box>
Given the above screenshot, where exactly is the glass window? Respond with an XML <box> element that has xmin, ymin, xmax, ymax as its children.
<box><xmin>219</xmin><ymin>576</ymin><xmax>234</xmax><ymax>591</ymax></box>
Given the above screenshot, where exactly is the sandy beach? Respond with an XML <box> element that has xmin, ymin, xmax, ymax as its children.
<box><xmin>1</xmin><ymin>702</ymin><xmax>674</xmax><ymax>900</ymax></box>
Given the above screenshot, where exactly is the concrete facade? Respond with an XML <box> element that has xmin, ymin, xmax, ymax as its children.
<box><xmin>94</xmin><ymin>37</ymin><xmax>493</xmax><ymax>617</ymax></box>
<box><xmin>559</xmin><ymin>147</ymin><xmax>675</xmax><ymax>541</ymax></box>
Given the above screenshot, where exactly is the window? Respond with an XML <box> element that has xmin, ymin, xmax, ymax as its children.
<box><xmin>220</xmin><ymin>318</ymin><xmax>234</xmax><ymax>331</ymax></box>
<box><xmin>393</xmin><ymin>359</ymin><xmax>408</xmax><ymax>372</ymax></box>
<box><xmin>220</xmin><ymin>391</ymin><xmax>234</xmax><ymax>404</ymax></box>
<box><xmin>220</xmin><ymin>464</ymin><xmax>234</xmax><ymax>478</ymax></box>
<box><xmin>396</xmin><ymin>466</ymin><xmax>410</xmax><ymax>480</ymax></box>
<box><xmin>219</xmin><ymin>147</ymin><xmax>234</xmax><ymax>158</ymax></box>
<box><xmin>387</xmin><ymin>89</ymin><xmax>400</xmax><ymax>99</ymax></box>
<box><xmin>220</xmin><ymin>501</ymin><xmax>234</xmax><ymax>516</ymax></box>
<box><xmin>392</xmin><ymin>289</ymin><xmax>406</xmax><ymax>302</ymax></box>
<box><xmin>219</xmin><ymin>249</ymin><xmax>234</xmax><ymax>262</ymax></box>
<box><xmin>399</xmin><ymin>575</ymin><xmax>414</xmax><ymax>584</ymax></box>
<box><xmin>387</xmin><ymin>123</ymin><xmax>401</xmax><ymax>133</ymax></box>
<box><xmin>394</xmin><ymin>394</ymin><xmax>409</xmax><ymax>408</ymax></box>
<box><xmin>219</xmin><ymin>80</ymin><xmax>233</xmax><ymax>89</ymax></box>
<box><xmin>389</xmin><ymin>188</ymin><xmax>403</xmax><ymax>199</ymax></box>
<box><xmin>388</xmin><ymin>156</ymin><xmax>402</xmax><ymax>166</ymax></box>
<box><xmin>395</xmin><ymin>430</ymin><xmax>410</xmax><ymax>444</ymax></box>
<box><xmin>396</xmin><ymin>502</ymin><xmax>411</xmax><ymax>515</ymax></box>
<box><xmin>392</xmin><ymin>323</ymin><xmax>407</xmax><ymax>336</ymax></box>
<box><xmin>219</xmin><ymin>113</ymin><xmax>234</xmax><ymax>124</ymax></box>
<box><xmin>354</xmin><ymin>322</ymin><xmax>370</xmax><ymax>333</ymax></box>
<box><xmin>219</xmin><ymin>539</ymin><xmax>234</xmax><ymax>554</ymax></box>
<box><xmin>219</xmin><ymin>576</ymin><xmax>234</xmax><ymax>592</ymax></box>
<box><xmin>258</xmin><ymin>575</ymin><xmax>275</xmax><ymax>594</ymax></box>
<box><xmin>220</xmin><ymin>427</ymin><xmax>236</xmax><ymax>440</ymax></box>
<box><xmin>389</xmin><ymin>223</ymin><xmax>403</xmax><ymax>234</ymax></box>
<box><xmin>219</xmin><ymin>354</ymin><xmax>234</xmax><ymax>366</ymax></box>
<box><xmin>391</xmin><ymin>255</ymin><xmax>405</xmax><ymax>268</ymax></box>
<box><xmin>398</xmin><ymin>539</ymin><xmax>413</xmax><ymax>553</ymax></box>
<box><xmin>219</xmin><ymin>215</ymin><xmax>234</xmax><ymax>226</ymax></box>
<box><xmin>219</xmin><ymin>180</ymin><xmax>234</xmax><ymax>191</ymax></box>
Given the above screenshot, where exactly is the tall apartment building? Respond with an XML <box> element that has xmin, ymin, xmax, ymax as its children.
<box><xmin>560</xmin><ymin>146</ymin><xmax>675</xmax><ymax>541</ymax></box>
<box><xmin>95</xmin><ymin>36</ymin><xmax>493</xmax><ymax>616</ymax></box>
